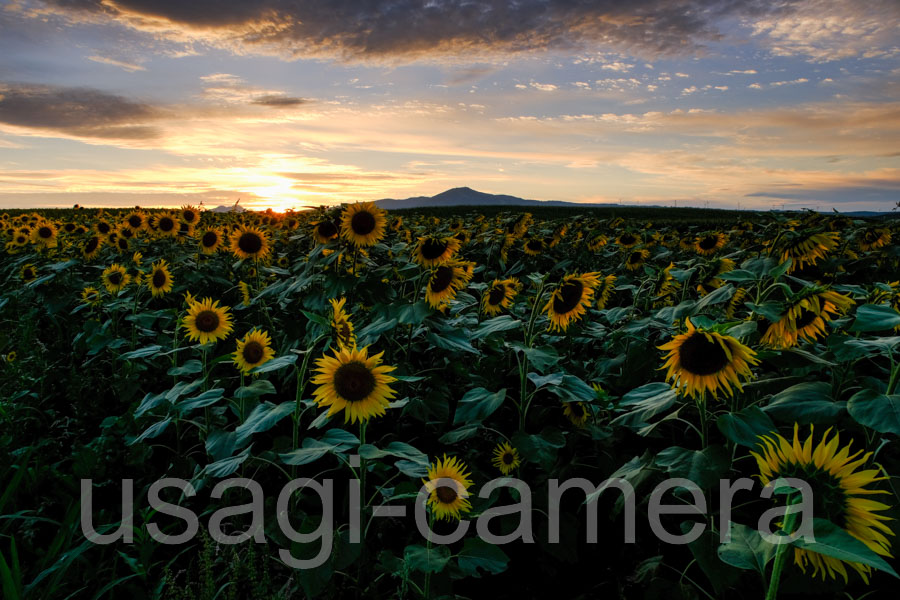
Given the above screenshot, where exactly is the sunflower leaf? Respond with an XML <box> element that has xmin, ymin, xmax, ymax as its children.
<box><xmin>454</xmin><ymin>388</ymin><xmax>506</xmax><ymax>424</ymax></box>
<box><xmin>457</xmin><ymin>538</ymin><xmax>509</xmax><ymax>577</ymax></box>
<box><xmin>250</xmin><ymin>354</ymin><xmax>297</xmax><ymax>374</ymax></box>
<box><xmin>850</xmin><ymin>304</ymin><xmax>900</xmax><ymax>332</ymax></box>
<box><xmin>764</xmin><ymin>382</ymin><xmax>844</xmax><ymax>424</ymax></box>
<box><xmin>471</xmin><ymin>315</ymin><xmax>522</xmax><ymax>340</ymax></box>
<box><xmin>177</xmin><ymin>388</ymin><xmax>225</xmax><ymax>415</ymax></box>
<box><xmin>847</xmin><ymin>390</ymin><xmax>900</xmax><ymax>436</ymax></box>
<box><xmin>717</xmin><ymin>406</ymin><xmax>776</xmax><ymax>448</ymax></box>
<box><xmin>235</xmin><ymin>401</ymin><xmax>296</xmax><ymax>446</ymax></box>
<box><xmin>717</xmin><ymin>522</ymin><xmax>775</xmax><ymax>574</ymax></box>
<box><xmin>119</xmin><ymin>345</ymin><xmax>164</xmax><ymax>360</ymax></box>
<box><xmin>234</xmin><ymin>379</ymin><xmax>276</xmax><ymax>399</ymax></box>
<box><xmin>404</xmin><ymin>544</ymin><xmax>451</xmax><ymax>574</ymax></box>
<box><xmin>792</xmin><ymin>518</ymin><xmax>899</xmax><ymax>579</ymax></box>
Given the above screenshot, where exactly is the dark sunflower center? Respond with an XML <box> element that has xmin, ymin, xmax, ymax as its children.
<box><xmin>238</xmin><ymin>232</ymin><xmax>263</xmax><ymax>254</ymax></box>
<box><xmin>107</xmin><ymin>272</ymin><xmax>123</xmax><ymax>285</ymax></box>
<box><xmin>121</xmin><ymin>228</ymin><xmax>134</xmax><ymax>238</ymax></box>
<box><xmin>334</xmin><ymin>361</ymin><xmax>377</xmax><ymax>403</ymax></box>
<box><xmin>97</xmin><ymin>222</ymin><xmax>111</xmax><ymax>234</ymax></box>
<box><xmin>23</xmin><ymin>268</ymin><xmax>34</xmax><ymax>279</ymax></box>
<box><xmin>864</xmin><ymin>230</ymin><xmax>877</xmax><ymax>242</ymax></box>
<box><xmin>128</xmin><ymin>215</ymin><xmax>142</xmax><ymax>228</ymax></box>
<box><xmin>795</xmin><ymin>307</ymin><xmax>819</xmax><ymax>329</ymax></box>
<box><xmin>777</xmin><ymin>465</ymin><xmax>847</xmax><ymax>528</ymax></box>
<box><xmin>435</xmin><ymin>484</ymin><xmax>458</xmax><ymax>504</ymax></box>
<box><xmin>628</xmin><ymin>251</ymin><xmax>643</xmax><ymax>264</ymax></box>
<box><xmin>117</xmin><ymin>238</ymin><xmax>129</xmax><ymax>250</ymax></box>
<box><xmin>678</xmin><ymin>333</ymin><xmax>729</xmax><ymax>375</ymax></box>
<box><xmin>85</xmin><ymin>238</ymin><xmax>99</xmax><ymax>253</ymax></box>
<box><xmin>350</xmin><ymin>211</ymin><xmax>376</xmax><ymax>235</ymax></box>
<box><xmin>553</xmin><ymin>280</ymin><xmax>584</xmax><ymax>314</ymax></box>
<box><xmin>152</xmin><ymin>270</ymin><xmax>167</xmax><ymax>288</ymax></box>
<box><xmin>502</xmin><ymin>453</ymin><xmax>514</xmax><ymax>465</ymax></box>
<box><xmin>195</xmin><ymin>310</ymin><xmax>220</xmax><ymax>332</ymax></box>
<box><xmin>317</xmin><ymin>221</ymin><xmax>338</xmax><ymax>238</ymax></box>
<box><xmin>620</xmin><ymin>234</ymin><xmax>635</xmax><ymax>245</ymax></box>
<box><xmin>242</xmin><ymin>341</ymin><xmax>264</xmax><ymax>364</ymax></box>
<box><xmin>38</xmin><ymin>226</ymin><xmax>52</xmax><ymax>238</ymax></box>
<box><xmin>64</xmin><ymin>223</ymin><xmax>76</xmax><ymax>232</ymax></box>
<box><xmin>421</xmin><ymin>238</ymin><xmax>448</xmax><ymax>260</ymax></box>
<box><xmin>183</xmin><ymin>210</ymin><xmax>196</xmax><ymax>222</ymax></box>
<box><xmin>488</xmin><ymin>286</ymin><xmax>506</xmax><ymax>305</ymax></box>
<box><xmin>201</xmin><ymin>231</ymin><xmax>219</xmax><ymax>247</ymax></box>
<box><xmin>698</xmin><ymin>235</ymin><xmax>719</xmax><ymax>250</ymax></box>
<box><xmin>158</xmin><ymin>217</ymin><xmax>175</xmax><ymax>232</ymax></box>
<box><xmin>526</xmin><ymin>239</ymin><xmax>542</xmax><ymax>251</ymax></box>
<box><xmin>430</xmin><ymin>266</ymin><xmax>454</xmax><ymax>294</ymax></box>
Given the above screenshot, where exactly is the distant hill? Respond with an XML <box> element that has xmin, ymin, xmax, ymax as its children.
<box><xmin>374</xmin><ymin>187</ymin><xmax>628</xmax><ymax>209</ymax></box>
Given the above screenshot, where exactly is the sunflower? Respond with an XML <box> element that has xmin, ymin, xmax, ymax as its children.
<box><xmin>491</xmin><ymin>442</ymin><xmax>521</xmax><ymax>475</ymax></box>
<box><xmin>132</xmin><ymin>251</ymin><xmax>143</xmax><ymax>267</ymax></box>
<box><xmin>779</xmin><ymin>231</ymin><xmax>839</xmax><ymax>273</ymax></box>
<box><xmin>312</xmin><ymin>220</ymin><xmax>340</xmax><ymax>244</ymax></box>
<box><xmin>238</xmin><ymin>281</ymin><xmax>252</xmax><ymax>306</ymax></box>
<box><xmin>330</xmin><ymin>297</ymin><xmax>357</xmax><ymax>350</ymax></box>
<box><xmin>616</xmin><ymin>232</ymin><xmax>641</xmax><ymax>249</ymax></box>
<box><xmin>198</xmin><ymin>227</ymin><xmax>224</xmax><ymax>254</ymax></box>
<box><xmin>761</xmin><ymin>289</ymin><xmax>854</xmax><ymax>349</ymax></box>
<box><xmin>233</xmin><ymin>329</ymin><xmax>276</xmax><ymax>374</ymax></box>
<box><xmin>543</xmin><ymin>272</ymin><xmax>601</xmax><ymax>332</ymax></box>
<box><xmin>625</xmin><ymin>249</ymin><xmax>650</xmax><ymax>271</ymax></box>
<box><xmin>31</xmin><ymin>221</ymin><xmax>58</xmax><ymax>248</ymax></box>
<box><xmin>81</xmin><ymin>286</ymin><xmax>102</xmax><ymax>306</ymax></box>
<box><xmin>4</xmin><ymin>351</ymin><xmax>15</xmax><ymax>364</ymax></box>
<box><xmin>595</xmin><ymin>275</ymin><xmax>617</xmax><ymax>310</ymax></box>
<box><xmin>115</xmin><ymin>236</ymin><xmax>130</xmax><ymax>252</ymax></box>
<box><xmin>751</xmin><ymin>424</ymin><xmax>894</xmax><ymax>583</ymax></box>
<box><xmin>726</xmin><ymin>287</ymin><xmax>748</xmax><ymax>319</ymax></box>
<box><xmin>652</xmin><ymin>263</ymin><xmax>679</xmax><ymax>307</ymax></box>
<box><xmin>425</xmin><ymin>261</ymin><xmax>473</xmax><ymax>309</ymax></box>
<box><xmin>858</xmin><ymin>228</ymin><xmax>891</xmax><ymax>252</ymax></box>
<box><xmin>423</xmin><ymin>455</ymin><xmax>473</xmax><ymax>522</ymax></box>
<box><xmin>153</xmin><ymin>211</ymin><xmax>179</xmax><ymax>237</ymax></box>
<box><xmin>414</xmin><ymin>236</ymin><xmax>461</xmax><ymax>267</ymax></box>
<box><xmin>311</xmin><ymin>345</ymin><xmax>397</xmax><ymax>424</ymax></box>
<box><xmin>694</xmin><ymin>232</ymin><xmax>727</xmax><ymax>256</ymax></box>
<box><xmin>563</xmin><ymin>402</ymin><xmax>592</xmax><ymax>428</ymax></box>
<box><xmin>340</xmin><ymin>202</ymin><xmax>387</xmax><ymax>247</ymax></box>
<box><xmin>658</xmin><ymin>317</ymin><xmax>759</xmax><ymax>400</ymax></box>
<box><xmin>696</xmin><ymin>258</ymin><xmax>735</xmax><ymax>296</ymax></box>
<box><xmin>390</xmin><ymin>216</ymin><xmax>403</xmax><ymax>232</ymax></box>
<box><xmin>182</xmin><ymin>297</ymin><xmax>233</xmax><ymax>344</ymax></box>
<box><xmin>482</xmin><ymin>278</ymin><xmax>519</xmax><ymax>316</ymax></box>
<box><xmin>147</xmin><ymin>260</ymin><xmax>174</xmax><ymax>297</ymax></box>
<box><xmin>101</xmin><ymin>263</ymin><xmax>131</xmax><ymax>294</ymax></box>
<box><xmin>179</xmin><ymin>205</ymin><xmax>200</xmax><ymax>226</ymax></box>
<box><xmin>229</xmin><ymin>226</ymin><xmax>271</xmax><ymax>261</ymax></box>
<box><xmin>95</xmin><ymin>220</ymin><xmax>113</xmax><ymax>236</ymax></box>
<box><xmin>19</xmin><ymin>264</ymin><xmax>37</xmax><ymax>283</ymax></box>
<box><xmin>82</xmin><ymin>236</ymin><xmax>103</xmax><ymax>260</ymax></box>
<box><xmin>587</xmin><ymin>234</ymin><xmax>608</xmax><ymax>251</ymax></box>
<box><xmin>522</xmin><ymin>238</ymin><xmax>546</xmax><ymax>256</ymax></box>
<box><xmin>123</xmin><ymin>211</ymin><xmax>147</xmax><ymax>232</ymax></box>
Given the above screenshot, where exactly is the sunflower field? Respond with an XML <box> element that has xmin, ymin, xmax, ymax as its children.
<box><xmin>1</xmin><ymin>203</ymin><xmax>900</xmax><ymax>599</ymax></box>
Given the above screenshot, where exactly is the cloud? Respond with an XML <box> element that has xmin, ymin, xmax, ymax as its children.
<box><xmin>251</xmin><ymin>95</ymin><xmax>307</xmax><ymax>107</ymax></box>
<box><xmin>601</xmin><ymin>61</ymin><xmax>634</xmax><ymax>72</ymax></box>
<box><xmin>23</xmin><ymin>0</ymin><xmax>804</xmax><ymax>62</ymax></box>
<box><xmin>770</xmin><ymin>77</ymin><xmax>808</xmax><ymax>87</ymax></box>
<box><xmin>0</xmin><ymin>82</ymin><xmax>162</xmax><ymax>139</ymax></box>
<box><xmin>530</xmin><ymin>82</ymin><xmax>558</xmax><ymax>92</ymax></box>
<box><xmin>86</xmin><ymin>55</ymin><xmax>146</xmax><ymax>72</ymax></box>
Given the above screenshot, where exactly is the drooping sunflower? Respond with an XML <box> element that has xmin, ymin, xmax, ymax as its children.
<box><xmin>563</xmin><ymin>402</ymin><xmax>592</xmax><ymax>428</ymax></box>
<box><xmin>423</xmin><ymin>455</ymin><xmax>473</xmax><ymax>522</ymax></box>
<box><xmin>147</xmin><ymin>259</ymin><xmax>174</xmax><ymax>297</ymax></box>
<box><xmin>230</xmin><ymin>226</ymin><xmax>271</xmax><ymax>261</ymax></box>
<box><xmin>491</xmin><ymin>441</ymin><xmax>521</xmax><ymax>475</ymax></box>
<box><xmin>694</xmin><ymin>232</ymin><xmax>727</xmax><ymax>256</ymax></box>
<box><xmin>858</xmin><ymin>227</ymin><xmax>891</xmax><ymax>252</ymax></box>
<box><xmin>340</xmin><ymin>202</ymin><xmax>387</xmax><ymax>247</ymax></box>
<box><xmin>198</xmin><ymin>227</ymin><xmax>224</xmax><ymax>254</ymax></box>
<box><xmin>726</xmin><ymin>287</ymin><xmax>748</xmax><ymax>319</ymax></box>
<box><xmin>761</xmin><ymin>288</ymin><xmax>855</xmax><ymax>349</ymax></box>
<box><xmin>425</xmin><ymin>261</ymin><xmax>473</xmax><ymax>309</ymax></box>
<box><xmin>779</xmin><ymin>231</ymin><xmax>839</xmax><ymax>273</ymax></box>
<box><xmin>414</xmin><ymin>236</ymin><xmax>461</xmax><ymax>267</ymax></box>
<box><xmin>132</xmin><ymin>251</ymin><xmax>143</xmax><ymax>267</ymax></box>
<box><xmin>624</xmin><ymin>248</ymin><xmax>650</xmax><ymax>271</ymax></box>
<box><xmin>82</xmin><ymin>236</ymin><xmax>103</xmax><ymax>261</ymax></box>
<box><xmin>312</xmin><ymin>220</ymin><xmax>340</xmax><ymax>244</ymax></box>
<box><xmin>233</xmin><ymin>329</ymin><xmax>276</xmax><ymax>374</ymax></box>
<box><xmin>182</xmin><ymin>297</ymin><xmax>233</xmax><ymax>344</ymax></box>
<box><xmin>588</xmin><ymin>234</ymin><xmax>608</xmax><ymax>251</ymax></box>
<box><xmin>330</xmin><ymin>297</ymin><xmax>357</xmax><ymax>350</ymax></box>
<box><xmin>482</xmin><ymin>278</ymin><xmax>519</xmax><ymax>316</ymax></box>
<box><xmin>153</xmin><ymin>211</ymin><xmax>180</xmax><ymax>237</ymax></box>
<box><xmin>751</xmin><ymin>424</ymin><xmax>894</xmax><ymax>583</ymax></box>
<box><xmin>595</xmin><ymin>274</ymin><xmax>617</xmax><ymax>310</ymax></box>
<box><xmin>616</xmin><ymin>232</ymin><xmax>641</xmax><ymax>249</ymax></box>
<box><xmin>81</xmin><ymin>286</ymin><xmax>102</xmax><ymax>306</ymax></box>
<box><xmin>101</xmin><ymin>263</ymin><xmax>131</xmax><ymax>294</ymax></box>
<box><xmin>543</xmin><ymin>272</ymin><xmax>601</xmax><ymax>332</ymax></box>
<box><xmin>238</xmin><ymin>281</ymin><xmax>252</xmax><ymax>306</ymax></box>
<box><xmin>19</xmin><ymin>264</ymin><xmax>37</xmax><ymax>283</ymax></box>
<box><xmin>311</xmin><ymin>345</ymin><xmax>397</xmax><ymax>424</ymax></box>
<box><xmin>696</xmin><ymin>258</ymin><xmax>736</xmax><ymax>296</ymax></box>
<box><xmin>522</xmin><ymin>237</ymin><xmax>546</xmax><ymax>256</ymax></box>
<box><xmin>659</xmin><ymin>317</ymin><xmax>759</xmax><ymax>400</ymax></box>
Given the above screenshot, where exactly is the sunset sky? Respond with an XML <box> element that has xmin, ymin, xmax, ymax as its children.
<box><xmin>1</xmin><ymin>0</ymin><xmax>898</xmax><ymax>211</ymax></box>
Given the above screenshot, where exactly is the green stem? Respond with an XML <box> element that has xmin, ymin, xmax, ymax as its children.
<box><xmin>292</xmin><ymin>334</ymin><xmax>328</xmax><ymax>478</ymax></box>
<box><xmin>765</xmin><ymin>494</ymin><xmax>801</xmax><ymax>600</ymax></box>
<box><xmin>696</xmin><ymin>398</ymin><xmax>708</xmax><ymax>449</ymax></box>
<box><xmin>887</xmin><ymin>356</ymin><xmax>899</xmax><ymax>395</ymax></box>
<box><xmin>423</xmin><ymin>511</ymin><xmax>435</xmax><ymax>599</ymax></box>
